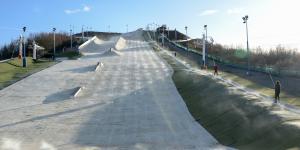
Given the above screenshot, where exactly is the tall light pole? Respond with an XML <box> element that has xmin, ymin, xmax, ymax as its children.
<box><xmin>203</xmin><ymin>25</ymin><xmax>207</xmax><ymax>67</ymax></box>
<box><xmin>126</xmin><ymin>24</ymin><xmax>128</xmax><ymax>33</ymax></box>
<box><xmin>87</xmin><ymin>27</ymin><xmax>92</xmax><ymax>38</ymax></box>
<box><xmin>70</xmin><ymin>29</ymin><xmax>73</xmax><ymax>50</ymax></box>
<box><xmin>53</xmin><ymin>27</ymin><xmax>56</xmax><ymax>60</ymax></box>
<box><xmin>81</xmin><ymin>25</ymin><xmax>84</xmax><ymax>41</ymax></box>
<box><xmin>154</xmin><ymin>23</ymin><xmax>158</xmax><ymax>42</ymax></box>
<box><xmin>152</xmin><ymin>24</ymin><xmax>156</xmax><ymax>40</ymax></box>
<box><xmin>175</xmin><ymin>28</ymin><xmax>177</xmax><ymax>41</ymax></box>
<box><xmin>86</xmin><ymin>27</ymin><xmax>89</xmax><ymax>37</ymax></box>
<box><xmin>148</xmin><ymin>23</ymin><xmax>154</xmax><ymax>40</ymax></box>
<box><xmin>204</xmin><ymin>25</ymin><xmax>208</xmax><ymax>42</ymax></box>
<box><xmin>185</xmin><ymin>26</ymin><xmax>188</xmax><ymax>51</ymax></box>
<box><xmin>167</xmin><ymin>27</ymin><xmax>170</xmax><ymax>39</ymax></box>
<box><xmin>22</xmin><ymin>26</ymin><xmax>27</xmax><ymax>67</ymax></box>
<box><xmin>243</xmin><ymin>15</ymin><xmax>250</xmax><ymax>75</ymax></box>
<box><xmin>162</xmin><ymin>26</ymin><xmax>165</xmax><ymax>47</ymax></box>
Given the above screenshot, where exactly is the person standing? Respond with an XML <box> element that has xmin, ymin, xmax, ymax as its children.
<box><xmin>213</xmin><ymin>64</ymin><xmax>219</xmax><ymax>75</ymax></box>
<box><xmin>274</xmin><ymin>80</ymin><xmax>281</xmax><ymax>103</ymax></box>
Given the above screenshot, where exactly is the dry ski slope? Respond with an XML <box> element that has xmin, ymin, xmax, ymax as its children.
<box><xmin>0</xmin><ymin>30</ymin><xmax>231</xmax><ymax>150</ymax></box>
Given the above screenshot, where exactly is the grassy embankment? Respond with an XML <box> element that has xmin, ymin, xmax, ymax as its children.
<box><xmin>0</xmin><ymin>57</ymin><xmax>56</xmax><ymax>89</ymax></box>
<box><xmin>168</xmin><ymin>46</ymin><xmax>300</xmax><ymax>107</ymax></box>
<box><xmin>156</xmin><ymin>49</ymin><xmax>300</xmax><ymax>150</ymax></box>
<box><xmin>219</xmin><ymin>70</ymin><xmax>300</xmax><ymax>107</ymax></box>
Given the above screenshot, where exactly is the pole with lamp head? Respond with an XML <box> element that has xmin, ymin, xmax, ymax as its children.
<box><xmin>242</xmin><ymin>15</ymin><xmax>250</xmax><ymax>75</ymax></box>
<box><xmin>185</xmin><ymin>26</ymin><xmax>188</xmax><ymax>51</ymax></box>
<box><xmin>162</xmin><ymin>26</ymin><xmax>165</xmax><ymax>47</ymax></box>
<box><xmin>53</xmin><ymin>27</ymin><xmax>56</xmax><ymax>60</ymax></box>
<box><xmin>70</xmin><ymin>29</ymin><xmax>73</xmax><ymax>50</ymax></box>
<box><xmin>203</xmin><ymin>25</ymin><xmax>208</xmax><ymax>67</ymax></box>
<box><xmin>167</xmin><ymin>27</ymin><xmax>170</xmax><ymax>38</ymax></box>
<box><xmin>174</xmin><ymin>28</ymin><xmax>177</xmax><ymax>41</ymax></box>
<box><xmin>22</xmin><ymin>26</ymin><xmax>27</xmax><ymax>67</ymax></box>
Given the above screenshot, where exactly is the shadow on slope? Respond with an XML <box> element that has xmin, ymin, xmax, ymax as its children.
<box><xmin>100</xmin><ymin>49</ymin><xmax>122</xmax><ymax>57</ymax></box>
<box><xmin>73</xmin><ymin>79</ymin><xmax>222</xmax><ymax>149</ymax></box>
<box><xmin>64</xmin><ymin>65</ymin><xmax>95</xmax><ymax>73</ymax></box>
<box><xmin>43</xmin><ymin>88</ymin><xmax>76</xmax><ymax>104</ymax></box>
<box><xmin>0</xmin><ymin>101</ymin><xmax>107</xmax><ymax>129</ymax></box>
<box><xmin>73</xmin><ymin>86</ymin><xmax>158</xmax><ymax>148</ymax></box>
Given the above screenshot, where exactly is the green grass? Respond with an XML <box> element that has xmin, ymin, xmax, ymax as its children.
<box><xmin>56</xmin><ymin>51</ymin><xmax>82</xmax><ymax>60</ymax></box>
<box><xmin>165</xmin><ymin>45</ymin><xmax>300</xmax><ymax>108</ymax></box>
<box><xmin>157</xmin><ymin>51</ymin><xmax>300</xmax><ymax>150</ymax></box>
<box><xmin>0</xmin><ymin>57</ymin><xmax>56</xmax><ymax>89</ymax></box>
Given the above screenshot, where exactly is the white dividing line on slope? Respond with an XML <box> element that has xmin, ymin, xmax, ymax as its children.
<box><xmin>159</xmin><ymin>47</ymin><xmax>300</xmax><ymax>114</ymax></box>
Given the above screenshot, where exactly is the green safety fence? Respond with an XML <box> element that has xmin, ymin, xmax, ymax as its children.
<box><xmin>146</xmin><ymin>31</ymin><xmax>300</xmax><ymax>77</ymax></box>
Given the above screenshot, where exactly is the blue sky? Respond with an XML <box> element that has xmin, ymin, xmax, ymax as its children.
<box><xmin>1</xmin><ymin>0</ymin><xmax>300</xmax><ymax>50</ymax></box>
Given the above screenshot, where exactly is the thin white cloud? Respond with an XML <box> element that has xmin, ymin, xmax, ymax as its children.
<box><xmin>227</xmin><ymin>8</ymin><xmax>243</xmax><ymax>15</ymax></box>
<box><xmin>65</xmin><ymin>9</ymin><xmax>81</xmax><ymax>14</ymax></box>
<box><xmin>199</xmin><ymin>9</ymin><xmax>218</xmax><ymax>16</ymax></box>
<box><xmin>83</xmin><ymin>5</ymin><xmax>91</xmax><ymax>12</ymax></box>
<box><xmin>64</xmin><ymin>5</ymin><xmax>91</xmax><ymax>14</ymax></box>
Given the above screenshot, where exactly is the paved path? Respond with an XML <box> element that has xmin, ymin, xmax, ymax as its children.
<box><xmin>0</xmin><ymin>31</ymin><xmax>230</xmax><ymax>150</ymax></box>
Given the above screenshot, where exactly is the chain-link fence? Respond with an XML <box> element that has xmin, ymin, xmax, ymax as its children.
<box><xmin>146</xmin><ymin>31</ymin><xmax>300</xmax><ymax>77</ymax></box>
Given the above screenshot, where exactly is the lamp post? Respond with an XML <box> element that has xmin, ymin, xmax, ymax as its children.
<box><xmin>154</xmin><ymin>23</ymin><xmax>159</xmax><ymax>42</ymax></box>
<box><xmin>204</xmin><ymin>25</ymin><xmax>207</xmax><ymax>42</ymax></box>
<box><xmin>162</xmin><ymin>26</ymin><xmax>165</xmax><ymax>47</ymax></box>
<box><xmin>152</xmin><ymin>23</ymin><xmax>155</xmax><ymax>40</ymax></box>
<box><xmin>53</xmin><ymin>27</ymin><xmax>56</xmax><ymax>60</ymax></box>
<box><xmin>185</xmin><ymin>26</ymin><xmax>188</xmax><ymax>51</ymax></box>
<box><xmin>126</xmin><ymin>24</ymin><xmax>128</xmax><ymax>33</ymax></box>
<box><xmin>175</xmin><ymin>28</ymin><xmax>177</xmax><ymax>41</ymax></box>
<box><xmin>86</xmin><ymin>27</ymin><xmax>89</xmax><ymax>37</ymax></box>
<box><xmin>167</xmin><ymin>27</ymin><xmax>170</xmax><ymax>39</ymax></box>
<box><xmin>242</xmin><ymin>15</ymin><xmax>250</xmax><ymax>75</ymax></box>
<box><xmin>70</xmin><ymin>29</ymin><xmax>73</xmax><ymax>50</ymax></box>
<box><xmin>22</xmin><ymin>26</ymin><xmax>27</xmax><ymax>67</ymax></box>
<box><xmin>203</xmin><ymin>25</ymin><xmax>207</xmax><ymax>67</ymax></box>
<box><xmin>81</xmin><ymin>25</ymin><xmax>84</xmax><ymax>41</ymax></box>
<box><xmin>148</xmin><ymin>23</ymin><xmax>154</xmax><ymax>40</ymax></box>
<box><xmin>87</xmin><ymin>27</ymin><xmax>92</xmax><ymax>38</ymax></box>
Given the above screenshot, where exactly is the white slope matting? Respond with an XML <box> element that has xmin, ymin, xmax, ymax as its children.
<box><xmin>0</xmin><ymin>30</ymin><xmax>233</xmax><ymax>150</ymax></box>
